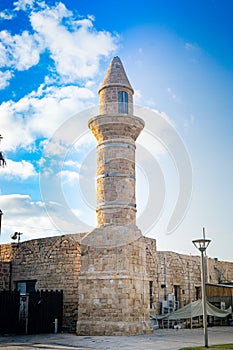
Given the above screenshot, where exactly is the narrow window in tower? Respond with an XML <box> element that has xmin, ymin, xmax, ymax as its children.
<box><xmin>118</xmin><ymin>91</ymin><xmax>128</xmax><ymax>114</ymax></box>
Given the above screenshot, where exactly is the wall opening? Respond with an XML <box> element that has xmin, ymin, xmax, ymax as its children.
<box><xmin>15</xmin><ymin>280</ymin><xmax>36</xmax><ymax>295</ymax></box>
<box><xmin>118</xmin><ymin>91</ymin><xmax>128</xmax><ymax>114</ymax></box>
<box><xmin>149</xmin><ymin>281</ymin><xmax>153</xmax><ymax>309</ymax></box>
<box><xmin>195</xmin><ymin>286</ymin><xmax>201</xmax><ymax>300</ymax></box>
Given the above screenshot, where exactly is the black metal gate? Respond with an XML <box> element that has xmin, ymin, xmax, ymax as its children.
<box><xmin>0</xmin><ymin>290</ymin><xmax>20</xmax><ymax>333</ymax></box>
<box><xmin>27</xmin><ymin>290</ymin><xmax>63</xmax><ymax>334</ymax></box>
<box><xmin>0</xmin><ymin>290</ymin><xmax>63</xmax><ymax>334</ymax></box>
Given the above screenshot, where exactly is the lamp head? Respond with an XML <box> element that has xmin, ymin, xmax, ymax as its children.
<box><xmin>192</xmin><ymin>238</ymin><xmax>211</xmax><ymax>253</ymax></box>
<box><xmin>11</xmin><ymin>232</ymin><xmax>18</xmax><ymax>240</ymax></box>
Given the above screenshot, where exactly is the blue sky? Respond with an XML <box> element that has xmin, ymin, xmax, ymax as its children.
<box><xmin>0</xmin><ymin>0</ymin><xmax>233</xmax><ymax>261</ymax></box>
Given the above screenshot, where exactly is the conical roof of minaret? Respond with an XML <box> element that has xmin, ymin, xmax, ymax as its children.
<box><xmin>98</xmin><ymin>56</ymin><xmax>134</xmax><ymax>94</ymax></box>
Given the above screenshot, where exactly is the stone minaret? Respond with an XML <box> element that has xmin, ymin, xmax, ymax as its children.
<box><xmin>90</xmin><ymin>56</ymin><xmax>144</xmax><ymax>229</ymax></box>
<box><xmin>77</xmin><ymin>57</ymin><xmax>153</xmax><ymax>335</ymax></box>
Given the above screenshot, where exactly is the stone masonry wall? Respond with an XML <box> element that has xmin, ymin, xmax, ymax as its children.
<box><xmin>99</xmin><ymin>86</ymin><xmax>133</xmax><ymax>115</ymax></box>
<box><xmin>155</xmin><ymin>251</ymin><xmax>201</xmax><ymax>313</ymax></box>
<box><xmin>88</xmin><ymin>114</ymin><xmax>144</xmax><ymax>227</ymax></box>
<box><xmin>208</xmin><ymin>257</ymin><xmax>233</xmax><ymax>284</ymax></box>
<box><xmin>1</xmin><ymin>233</ymin><xmax>233</xmax><ymax>332</ymax></box>
<box><xmin>0</xmin><ymin>243</ymin><xmax>16</xmax><ymax>290</ymax></box>
<box><xmin>0</xmin><ymin>234</ymin><xmax>82</xmax><ymax>331</ymax></box>
<box><xmin>77</xmin><ymin>234</ymin><xmax>153</xmax><ymax>335</ymax></box>
<box><xmin>146</xmin><ymin>248</ymin><xmax>233</xmax><ymax>315</ymax></box>
<box><xmin>0</xmin><ymin>261</ymin><xmax>10</xmax><ymax>290</ymax></box>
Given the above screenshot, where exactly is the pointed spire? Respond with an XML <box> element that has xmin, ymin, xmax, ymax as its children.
<box><xmin>98</xmin><ymin>56</ymin><xmax>134</xmax><ymax>94</ymax></box>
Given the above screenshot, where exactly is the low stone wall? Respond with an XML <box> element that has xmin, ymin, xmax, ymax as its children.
<box><xmin>0</xmin><ymin>243</ymin><xmax>15</xmax><ymax>290</ymax></box>
<box><xmin>0</xmin><ymin>261</ymin><xmax>10</xmax><ymax>290</ymax></box>
<box><xmin>0</xmin><ymin>234</ymin><xmax>83</xmax><ymax>331</ymax></box>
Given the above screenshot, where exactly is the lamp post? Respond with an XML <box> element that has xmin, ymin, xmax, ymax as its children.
<box><xmin>0</xmin><ymin>210</ymin><xmax>3</xmax><ymax>235</ymax></box>
<box><xmin>11</xmin><ymin>231</ymin><xmax>23</xmax><ymax>245</ymax></box>
<box><xmin>0</xmin><ymin>134</ymin><xmax>6</xmax><ymax>167</ymax></box>
<box><xmin>192</xmin><ymin>236</ymin><xmax>211</xmax><ymax>348</ymax></box>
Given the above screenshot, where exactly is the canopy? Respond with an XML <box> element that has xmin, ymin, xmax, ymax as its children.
<box><xmin>154</xmin><ymin>300</ymin><xmax>232</xmax><ymax>321</ymax></box>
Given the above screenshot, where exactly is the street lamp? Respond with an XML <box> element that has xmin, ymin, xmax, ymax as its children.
<box><xmin>192</xmin><ymin>237</ymin><xmax>211</xmax><ymax>348</ymax></box>
<box><xmin>0</xmin><ymin>134</ymin><xmax>6</xmax><ymax>167</ymax></box>
<box><xmin>11</xmin><ymin>231</ymin><xmax>23</xmax><ymax>245</ymax></box>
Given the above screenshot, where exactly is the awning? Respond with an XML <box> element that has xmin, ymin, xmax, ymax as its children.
<box><xmin>153</xmin><ymin>300</ymin><xmax>232</xmax><ymax>321</ymax></box>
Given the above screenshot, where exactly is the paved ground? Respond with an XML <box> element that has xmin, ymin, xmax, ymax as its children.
<box><xmin>0</xmin><ymin>327</ymin><xmax>233</xmax><ymax>350</ymax></box>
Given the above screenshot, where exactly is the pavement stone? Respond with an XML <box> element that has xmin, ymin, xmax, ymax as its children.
<box><xmin>0</xmin><ymin>327</ymin><xmax>233</xmax><ymax>350</ymax></box>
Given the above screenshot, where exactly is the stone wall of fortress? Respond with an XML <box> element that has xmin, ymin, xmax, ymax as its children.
<box><xmin>0</xmin><ymin>234</ymin><xmax>83</xmax><ymax>330</ymax></box>
<box><xmin>0</xmin><ymin>243</ymin><xmax>14</xmax><ymax>290</ymax></box>
<box><xmin>146</xmin><ymin>247</ymin><xmax>233</xmax><ymax>314</ymax></box>
<box><xmin>1</xmin><ymin>233</ymin><xmax>233</xmax><ymax>329</ymax></box>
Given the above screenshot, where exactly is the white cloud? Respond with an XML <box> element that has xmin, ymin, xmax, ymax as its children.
<box><xmin>74</xmin><ymin>132</ymin><xmax>95</xmax><ymax>153</ymax></box>
<box><xmin>29</xmin><ymin>3</ymin><xmax>117</xmax><ymax>82</ymax></box>
<box><xmin>0</xmin><ymin>100</ymin><xmax>35</xmax><ymax>151</ymax></box>
<box><xmin>0</xmin><ymin>42</ymin><xmax>9</xmax><ymax>67</ymax></box>
<box><xmin>64</xmin><ymin>160</ymin><xmax>81</xmax><ymax>169</ymax></box>
<box><xmin>13</xmin><ymin>0</ymin><xmax>35</xmax><ymax>11</ymax></box>
<box><xmin>0</xmin><ymin>194</ymin><xmax>42</xmax><ymax>215</ymax></box>
<box><xmin>133</xmin><ymin>89</ymin><xmax>142</xmax><ymax>105</ymax></box>
<box><xmin>0</xmin><ymin>2</ymin><xmax>117</xmax><ymax>86</ymax></box>
<box><xmin>0</xmin><ymin>194</ymin><xmax>60</xmax><ymax>242</ymax></box>
<box><xmin>0</xmin><ymin>30</ymin><xmax>43</xmax><ymax>70</ymax></box>
<box><xmin>42</xmin><ymin>139</ymin><xmax>68</xmax><ymax>161</ymax></box>
<box><xmin>0</xmin><ymin>159</ymin><xmax>37</xmax><ymax>179</ymax></box>
<box><xmin>85</xmin><ymin>80</ymin><xmax>95</xmax><ymax>88</ymax></box>
<box><xmin>0</xmin><ymin>194</ymin><xmax>89</xmax><ymax>243</ymax></box>
<box><xmin>0</xmin><ymin>70</ymin><xmax>13</xmax><ymax>89</ymax></box>
<box><xmin>0</xmin><ymin>10</ymin><xmax>14</xmax><ymax>20</ymax></box>
<box><xmin>0</xmin><ymin>2</ymin><xmax>118</xmax><ymax>152</ymax></box>
<box><xmin>59</xmin><ymin>169</ymin><xmax>79</xmax><ymax>185</ymax></box>
<box><xmin>0</xmin><ymin>84</ymin><xmax>95</xmax><ymax>151</ymax></box>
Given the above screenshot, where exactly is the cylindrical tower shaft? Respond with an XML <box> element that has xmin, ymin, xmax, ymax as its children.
<box><xmin>88</xmin><ymin>57</ymin><xmax>144</xmax><ymax>227</ymax></box>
